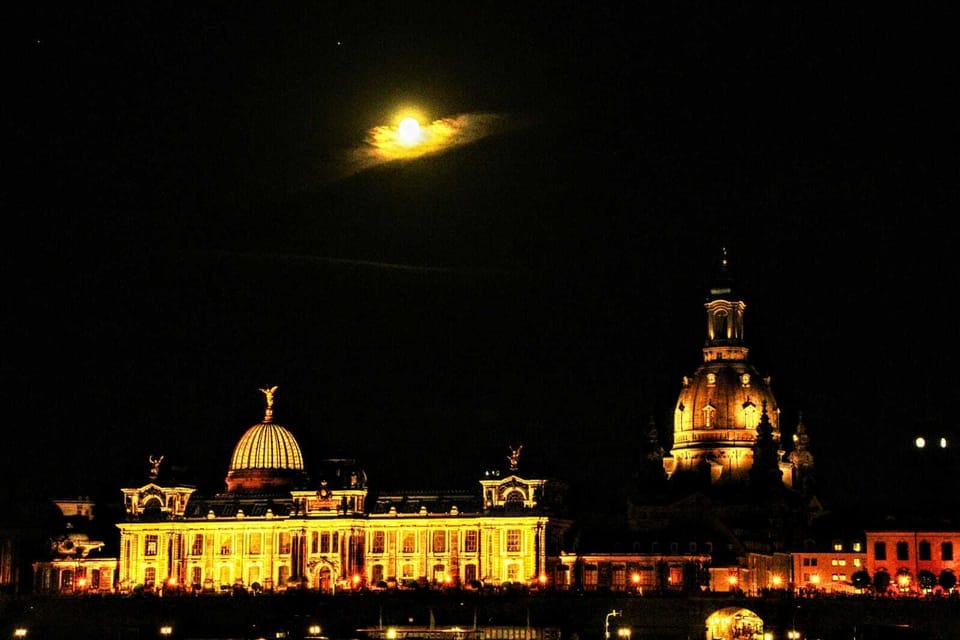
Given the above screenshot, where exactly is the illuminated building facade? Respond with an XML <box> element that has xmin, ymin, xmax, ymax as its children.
<box><xmin>662</xmin><ymin>249</ymin><xmax>803</xmax><ymax>488</ymax></box>
<box><xmin>116</xmin><ymin>390</ymin><xmax>570</xmax><ymax>593</ymax></box>
<box><xmin>865</xmin><ymin>529</ymin><xmax>960</xmax><ymax>595</ymax></box>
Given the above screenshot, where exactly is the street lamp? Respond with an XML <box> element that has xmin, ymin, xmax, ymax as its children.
<box><xmin>604</xmin><ymin>610</ymin><xmax>621</xmax><ymax>640</ymax></box>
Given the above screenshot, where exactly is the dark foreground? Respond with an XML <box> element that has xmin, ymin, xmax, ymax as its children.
<box><xmin>2</xmin><ymin>591</ymin><xmax>959</xmax><ymax>640</ymax></box>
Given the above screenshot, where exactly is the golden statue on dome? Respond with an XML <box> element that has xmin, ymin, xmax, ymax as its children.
<box><xmin>259</xmin><ymin>386</ymin><xmax>278</xmax><ymax>421</ymax></box>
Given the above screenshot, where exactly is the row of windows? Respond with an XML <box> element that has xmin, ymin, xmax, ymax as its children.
<box><xmin>145</xmin><ymin>531</ymin><xmax>341</xmax><ymax>558</ymax></box>
<box><xmin>800</xmin><ymin>558</ymin><xmax>862</xmax><ymax>568</ymax></box>
<box><xmin>369</xmin><ymin>529</ymin><xmax>520</xmax><ymax>554</ymax></box>
<box><xmin>874</xmin><ymin>541</ymin><xmax>954</xmax><ymax>562</ymax></box>
<box><xmin>144</xmin><ymin>528</ymin><xmax>527</xmax><ymax>558</ymax></box>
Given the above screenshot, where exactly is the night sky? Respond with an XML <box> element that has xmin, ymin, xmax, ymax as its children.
<box><xmin>6</xmin><ymin>4</ymin><xmax>960</xmax><ymax>517</ymax></box>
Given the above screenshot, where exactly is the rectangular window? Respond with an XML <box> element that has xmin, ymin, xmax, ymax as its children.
<box><xmin>278</xmin><ymin>565</ymin><xmax>289</xmax><ymax>587</ymax></box>
<box><xmin>402</xmin><ymin>532</ymin><xmax>416</xmax><ymax>553</ymax></box>
<box><xmin>853</xmin><ymin>558</ymin><xmax>862</xmax><ymax>567</ymax></box>
<box><xmin>90</xmin><ymin>569</ymin><xmax>101</xmax><ymax>590</ymax></box>
<box><xmin>833</xmin><ymin>542</ymin><xmax>843</xmax><ymax>551</ymax></box>
<box><xmin>191</xmin><ymin>566</ymin><xmax>202</xmax><ymax>587</ymax></box>
<box><xmin>220</xmin><ymin>534</ymin><xmax>232</xmax><ymax>555</ymax></box>
<box><xmin>506</xmin><ymin>529</ymin><xmax>522</xmax><ymax>552</ymax></box>
<box><xmin>248</xmin><ymin>533</ymin><xmax>261</xmax><ymax>555</ymax></box>
<box><xmin>332</xmin><ymin>532</ymin><xmax>339</xmax><ymax>552</ymax></box>
<box><xmin>145</xmin><ymin>534</ymin><xmax>158</xmax><ymax>557</ymax></box>
<box><xmin>852</xmin><ymin>541</ymin><xmax>863</xmax><ymax>552</ymax></box>
<box><xmin>919</xmin><ymin>541</ymin><xmax>931</xmax><ymax>561</ymax></box>
<box><xmin>433</xmin><ymin>530</ymin><xmax>446</xmax><ymax>553</ymax></box>
<box><xmin>249</xmin><ymin>566</ymin><xmax>260</xmax><ymax>586</ymax></box>
<box><xmin>432</xmin><ymin>564</ymin><xmax>446</xmax><ymax>582</ymax></box>
<box><xmin>943</xmin><ymin>542</ymin><xmax>954</xmax><ymax>561</ymax></box>
<box><xmin>311</xmin><ymin>531</ymin><xmax>319</xmax><ymax>554</ymax></box>
<box><xmin>464</xmin><ymin>564</ymin><xmax>477</xmax><ymax>584</ymax></box>
<box><xmin>464</xmin><ymin>530</ymin><xmax>479</xmax><ymax>553</ymax></box>
<box><xmin>144</xmin><ymin>567</ymin><xmax>156</xmax><ymax>587</ymax></box>
<box><xmin>896</xmin><ymin>541</ymin><xmax>909</xmax><ymax>561</ymax></box>
<box><xmin>278</xmin><ymin>532</ymin><xmax>291</xmax><ymax>555</ymax></box>
<box><xmin>372</xmin><ymin>564</ymin><xmax>384</xmax><ymax>584</ymax></box>
<box><xmin>875</xmin><ymin>542</ymin><xmax>887</xmax><ymax>561</ymax></box>
<box><xmin>191</xmin><ymin>534</ymin><xmax>204</xmax><ymax>556</ymax></box>
<box><xmin>371</xmin><ymin>531</ymin><xmax>385</xmax><ymax>554</ymax></box>
<box><xmin>321</xmin><ymin>532</ymin><xmax>330</xmax><ymax>554</ymax></box>
<box><xmin>584</xmin><ymin>565</ymin><xmax>597</xmax><ymax>586</ymax></box>
<box><xmin>402</xmin><ymin>563</ymin><xmax>415</xmax><ymax>579</ymax></box>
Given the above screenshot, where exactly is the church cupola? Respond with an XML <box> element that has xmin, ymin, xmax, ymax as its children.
<box><xmin>663</xmin><ymin>250</ymin><xmax>783</xmax><ymax>486</ymax></box>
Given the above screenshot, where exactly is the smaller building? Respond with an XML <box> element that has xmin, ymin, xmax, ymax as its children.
<box><xmin>865</xmin><ymin>528</ymin><xmax>960</xmax><ymax>595</ymax></box>
<box><xmin>790</xmin><ymin>540</ymin><xmax>866</xmax><ymax>595</ymax></box>
<box><xmin>32</xmin><ymin>498</ymin><xmax>118</xmax><ymax>595</ymax></box>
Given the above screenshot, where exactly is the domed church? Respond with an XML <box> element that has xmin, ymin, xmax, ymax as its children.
<box><xmin>115</xmin><ymin>387</ymin><xmax>570</xmax><ymax>594</ymax></box>
<box><xmin>662</xmin><ymin>249</ymin><xmax>806</xmax><ymax>490</ymax></box>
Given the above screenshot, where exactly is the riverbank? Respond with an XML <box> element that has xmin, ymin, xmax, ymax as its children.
<box><xmin>2</xmin><ymin>591</ymin><xmax>958</xmax><ymax>639</ymax></box>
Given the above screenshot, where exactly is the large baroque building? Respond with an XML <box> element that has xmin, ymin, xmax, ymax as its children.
<box><xmin>115</xmin><ymin>388</ymin><xmax>570</xmax><ymax>594</ymax></box>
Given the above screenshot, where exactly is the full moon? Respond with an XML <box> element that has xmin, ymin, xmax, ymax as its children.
<box><xmin>397</xmin><ymin>117</ymin><xmax>422</xmax><ymax>145</ymax></box>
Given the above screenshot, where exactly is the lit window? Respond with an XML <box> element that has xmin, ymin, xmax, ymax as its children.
<box><xmin>145</xmin><ymin>534</ymin><xmax>159</xmax><ymax>557</ymax></box>
<box><xmin>144</xmin><ymin>567</ymin><xmax>156</xmax><ymax>587</ymax></box>
<box><xmin>506</xmin><ymin>529</ymin><xmax>522</xmax><ymax>553</ymax></box>
<box><xmin>248</xmin><ymin>533</ymin><xmax>261</xmax><ymax>555</ymax></box>
<box><xmin>402</xmin><ymin>533</ymin><xmax>416</xmax><ymax>554</ymax></box>
<box><xmin>371</xmin><ymin>531</ymin><xmax>385</xmax><ymax>554</ymax></box>
<box><xmin>191</xmin><ymin>534</ymin><xmax>204</xmax><ymax>556</ymax></box>
<box><xmin>220</xmin><ymin>535</ymin><xmax>232</xmax><ymax>555</ymax></box>
<box><xmin>433</xmin><ymin>531</ymin><xmax>446</xmax><ymax>553</ymax></box>
<box><xmin>311</xmin><ymin>531</ymin><xmax>319</xmax><ymax>554</ymax></box>
<box><xmin>321</xmin><ymin>532</ymin><xmax>330</xmax><ymax>554</ymax></box>
<box><xmin>278</xmin><ymin>533</ymin><xmax>290</xmax><ymax>555</ymax></box>
<box><xmin>852</xmin><ymin>541</ymin><xmax>863</xmax><ymax>552</ymax></box>
<box><xmin>464</xmin><ymin>530</ymin><xmax>479</xmax><ymax>553</ymax></box>
<box><xmin>833</xmin><ymin>542</ymin><xmax>843</xmax><ymax>551</ymax></box>
<box><xmin>853</xmin><ymin>558</ymin><xmax>862</xmax><ymax>567</ymax></box>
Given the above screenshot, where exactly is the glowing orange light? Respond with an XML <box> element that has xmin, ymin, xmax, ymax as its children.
<box><xmin>728</xmin><ymin>575</ymin><xmax>739</xmax><ymax>586</ymax></box>
<box><xmin>631</xmin><ymin>572</ymin><xmax>641</xmax><ymax>584</ymax></box>
<box><xmin>771</xmin><ymin>575</ymin><xmax>783</xmax><ymax>587</ymax></box>
<box><xmin>810</xmin><ymin>574</ymin><xmax>820</xmax><ymax>585</ymax></box>
<box><xmin>897</xmin><ymin>574</ymin><xmax>911</xmax><ymax>588</ymax></box>
<box><xmin>444</xmin><ymin>574</ymin><xmax>452</xmax><ymax>585</ymax></box>
<box><xmin>168</xmin><ymin>577</ymin><xmax>177</xmax><ymax>586</ymax></box>
<box><xmin>538</xmin><ymin>574</ymin><xmax>547</xmax><ymax>585</ymax></box>
<box><xmin>352</xmin><ymin>574</ymin><xmax>361</xmax><ymax>586</ymax></box>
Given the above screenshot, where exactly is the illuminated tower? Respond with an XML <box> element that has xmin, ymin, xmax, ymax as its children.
<box><xmin>662</xmin><ymin>250</ymin><xmax>793</xmax><ymax>487</ymax></box>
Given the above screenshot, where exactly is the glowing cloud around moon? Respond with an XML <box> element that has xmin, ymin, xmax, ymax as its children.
<box><xmin>361</xmin><ymin>111</ymin><xmax>513</xmax><ymax>162</ymax></box>
<box><xmin>313</xmin><ymin>110</ymin><xmax>520</xmax><ymax>185</ymax></box>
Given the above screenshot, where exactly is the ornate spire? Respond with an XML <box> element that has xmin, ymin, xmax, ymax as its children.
<box><xmin>259</xmin><ymin>386</ymin><xmax>278</xmax><ymax>423</ymax></box>
<box><xmin>789</xmin><ymin>412</ymin><xmax>816</xmax><ymax>496</ymax></box>
<box><xmin>750</xmin><ymin>401</ymin><xmax>783</xmax><ymax>492</ymax></box>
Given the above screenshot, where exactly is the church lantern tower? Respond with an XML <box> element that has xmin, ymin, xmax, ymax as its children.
<box><xmin>662</xmin><ymin>249</ymin><xmax>787</xmax><ymax>486</ymax></box>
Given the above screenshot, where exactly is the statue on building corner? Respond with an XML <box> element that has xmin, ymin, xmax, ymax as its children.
<box><xmin>148</xmin><ymin>454</ymin><xmax>163</xmax><ymax>480</ymax></box>
<box><xmin>507</xmin><ymin>444</ymin><xmax>523</xmax><ymax>471</ymax></box>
